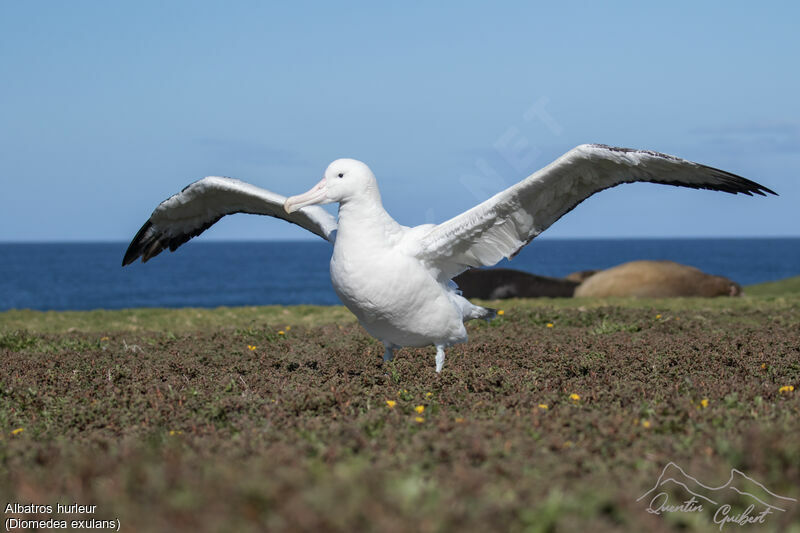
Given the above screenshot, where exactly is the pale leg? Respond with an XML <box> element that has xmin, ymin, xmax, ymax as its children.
<box><xmin>382</xmin><ymin>341</ymin><xmax>396</xmax><ymax>362</ymax></box>
<box><xmin>435</xmin><ymin>344</ymin><xmax>446</xmax><ymax>373</ymax></box>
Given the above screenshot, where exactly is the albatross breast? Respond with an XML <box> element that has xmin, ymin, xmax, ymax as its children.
<box><xmin>330</xmin><ymin>226</ymin><xmax>468</xmax><ymax>348</ymax></box>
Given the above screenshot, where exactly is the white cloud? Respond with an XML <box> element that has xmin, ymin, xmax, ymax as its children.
<box><xmin>690</xmin><ymin>120</ymin><xmax>800</xmax><ymax>154</ymax></box>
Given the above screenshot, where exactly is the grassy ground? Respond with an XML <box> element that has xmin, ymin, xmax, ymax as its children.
<box><xmin>1</xmin><ymin>278</ymin><xmax>799</xmax><ymax>532</ymax></box>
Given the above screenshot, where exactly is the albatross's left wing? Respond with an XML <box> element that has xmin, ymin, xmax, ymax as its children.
<box><xmin>415</xmin><ymin>144</ymin><xmax>776</xmax><ymax>280</ymax></box>
<box><xmin>122</xmin><ymin>176</ymin><xmax>337</xmax><ymax>265</ymax></box>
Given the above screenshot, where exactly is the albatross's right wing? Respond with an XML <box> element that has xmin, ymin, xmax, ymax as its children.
<box><xmin>415</xmin><ymin>144</ymin><xmax>776</xmax><ymax>280</ymax></box>
<box><xmin>122</xmin><ymin>176</ymin><xmax>337</xmax><ymax>265</ymax></box>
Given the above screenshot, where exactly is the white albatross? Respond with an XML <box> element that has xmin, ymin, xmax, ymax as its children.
<box><xmin>122</xmin><ymin>144</ymin><xmax>776</xmax><ymax>372</ymax></box>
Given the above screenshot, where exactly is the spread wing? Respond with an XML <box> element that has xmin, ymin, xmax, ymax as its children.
<box><xmin>416</xmin><ymin>144</ymin><xmax>776</xmax><ymax>279</ymax></box>
<box><xmin>122</xmin><ymin>176</ymin><xmax>337</xmax><ymax>265</ymax></box>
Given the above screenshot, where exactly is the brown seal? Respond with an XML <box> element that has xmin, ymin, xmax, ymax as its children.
<box><xmin>574</xmin><ymin>260</ymin><xmax>741</xmax><ymax>298</ymax></box>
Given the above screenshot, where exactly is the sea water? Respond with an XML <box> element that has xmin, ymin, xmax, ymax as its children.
<box><xmin>0</xmin><ymin>238</ymin><xmax>797</xmax><ymax>311</ymax></box>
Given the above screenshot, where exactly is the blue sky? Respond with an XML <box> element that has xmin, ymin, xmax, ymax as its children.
<box><xmin>1</xmin><ymin>1</ymin><xmax>798</xmax><ymax>242</ymax></box>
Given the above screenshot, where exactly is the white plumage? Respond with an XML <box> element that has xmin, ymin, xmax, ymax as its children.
<box><xmin>123</xmin><ymin>144</ymin><xmax>775</xmax><ymax>372</ymax></box>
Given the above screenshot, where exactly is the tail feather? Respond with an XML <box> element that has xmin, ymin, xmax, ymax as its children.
<box><xmin>477</xmin><ymin>306</ymin><xmax>498</xmax><ymax>322</ymax></box>
<box><xmin>463</xmin><ymin>303</ymin><xmax>497</xmax><ymax>322</ymax></box>
<box><xmin>450</xmin><ymin>288</ymin><xmax>498</xmax><ymax>323</ymax></box>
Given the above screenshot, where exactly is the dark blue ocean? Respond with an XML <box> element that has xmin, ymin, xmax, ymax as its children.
<box><xmin>0</xmin><ymin>238</ymin><xmax>798</xmax><ymax>311</ymax></box>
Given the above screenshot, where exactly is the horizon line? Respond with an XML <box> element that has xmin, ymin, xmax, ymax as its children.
<box><xmin>1</xmin><ymin>235</ymin><xmax>799</xmax><ymax>245</ymax></box>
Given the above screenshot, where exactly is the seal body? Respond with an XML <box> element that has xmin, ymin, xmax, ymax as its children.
<box><xmin>574</xmin><ymin>260</ymin><xmax>741</xmax><ymax>298</ymax></box>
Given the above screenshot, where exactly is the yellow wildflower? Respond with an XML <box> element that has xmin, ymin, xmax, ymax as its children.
<box><xmin>247</xmin><ymin>345</ymin><xmax>257</xmax><ymax>351</ymax></box>
<box><xmin>278</xmin><ymin>331</ymin><xmax>285</xmax><ymax>336</ymax></box>
<box><xmin>100</xmin><ymin>336</ymin><xmax>109</xmax><ymax>341</ymax></box>
<box><xmin>11</xmin><ymin>428</ymin><xmax>24</xmax><ymax>436</ymax></box>
<box><xmin>641</xmin><ymin>420</ymin><xmax>651</xmax><ymax>428</ymax></box>
<box><xmin>386</xmin><ymin>400</ymin><xmax>397</xmax><ymax>408</ymax></box>
<box><xmin>761</xmin><ymin>363</ymin><xmax>766</xmax><ymax>370</ymax></box>
<box><xmin>569</xmin><ymin>393</ymin><xmax>580</xmax><ymax>402</ymax></box>
<box><xmin>546</xmin><ymin>323</ymin><xmax>554</xmax><ymax>328</ymax></box>
<box><xmin>538</xmin><ymin>404</ymin><xmax>548</xmax><ymax>410</ymax></box>
<box><xmin>285</xmin><ymin>325</ymin><xmax>291</xmax><ymax>331</ymax></box>
<box><xmin>779</xmin><ymin>385</ymin><xmax>794</xmax><ymax>393</ymax></box>
<box><xmin>497</xmin><ymin>310</ymin><xmax>505</xmax><ymax>316</ymax></box>
<box><xmin>414</xmin><ymin>405</ymin><xmax>425</xmax><ymax>414</ymax></box>
<box><xmin>454</xmin><ymin>417</ymin><xmax>465</xmax><ymax>423</ymax></box>
<box><xmin>425</xmin><ymin>392</ymin><xmax>433</xmax><ymax>398</ymax></box>
<box><xmin>168</xmin><ymin>430</ymin><xmax>183</xmax><ymax>436</ymax></box>
<box><xmin>700</xmin><ymin>398</ymin><xmax>709</xmax><ymax>408</ymax></box>
<box><xmin>414</xmin><ymin>416</ymin><xmax>425</xmax><ymax>423</ymax></box>
<box><xmin>655</xmin><ymin>314</ymin><xmax>662</xmax><ymax>319</ymax></box>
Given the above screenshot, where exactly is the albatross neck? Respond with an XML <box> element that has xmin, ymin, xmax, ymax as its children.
<box><xmin>336</xmin><ymin>188</ymin><xmax>402</xmax><ymax>242</ymax></box>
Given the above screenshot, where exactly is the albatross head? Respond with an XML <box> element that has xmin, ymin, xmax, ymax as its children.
<box><xmin>284</xmin><ymin>159</ymin><xmax>377</xmax><ymax>213</ymax></box>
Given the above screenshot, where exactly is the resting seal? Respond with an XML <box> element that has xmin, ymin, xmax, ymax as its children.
<box><xmin>574</xmin><ymin>260</ymin><xmax>741</xmax><ymax>298</ymax></box>
<box><xmin>454</xmin><ymin>268</ymin><xmax>579</xmax><ymax>299</ymax></box>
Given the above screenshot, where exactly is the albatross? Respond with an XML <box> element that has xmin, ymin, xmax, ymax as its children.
<box><xmin>122</xmin><ymin>144</ymin><xmax>775</xmax><ymax>372</ymax></box>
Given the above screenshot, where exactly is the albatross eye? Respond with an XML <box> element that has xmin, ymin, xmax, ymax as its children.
<box><xmin>338</xmin><ymin>173</ymin><xmax>344</xmax><ymax>178</ymax></box>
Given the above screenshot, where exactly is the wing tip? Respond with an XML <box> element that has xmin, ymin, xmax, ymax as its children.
<box><xmin>698</xmin><ymin>163</ymin><xmax>778</xmax><ymax>197</ymax></box>
<box><xmin>591</xmin><ymin>144</ymin><xmax>778</xmax><ymax>197</ymax></box>
<box><xmin>121</xmin><ymin>220</ymin><xmax>157</xmax><ymax>266</ymax></box>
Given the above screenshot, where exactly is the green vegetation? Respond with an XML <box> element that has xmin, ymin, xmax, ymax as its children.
<box><xmin>744</xmin><ymin>274</ymin><xmax>800</xmax><ymax>297</ymax></box>
<box><xmin>0</xmin><ymin>304</ymin><xmax>357</xmax><ymax>334</ymax></box>
<box><xmin>1</xmin><ymin>280</ymin><xmax>799</xmax><ymax>531</ymax></box>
